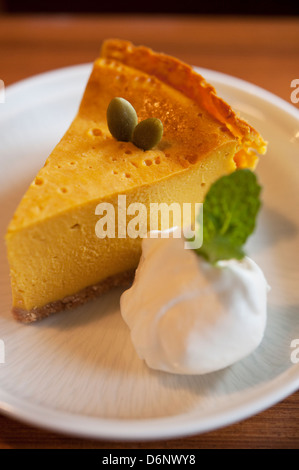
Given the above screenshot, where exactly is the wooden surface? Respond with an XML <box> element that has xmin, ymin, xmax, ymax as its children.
<box><xmin>1</xmin><ymin>14</ymin><xmax>299</xmax><ymax>103</ymax></box>
<box><xmin>0</xmin><ymin>14</ymin><xmax>298</xmax><ymax>449</ymax></box>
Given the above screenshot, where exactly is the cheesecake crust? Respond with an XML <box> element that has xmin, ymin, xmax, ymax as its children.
<box><xmin>12</xmin><ymin>270</ymin><xmax>135</xmax><ymax>323</ymax></box>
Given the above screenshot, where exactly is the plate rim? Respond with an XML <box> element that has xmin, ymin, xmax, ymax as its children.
<box><xmin>1</xmin><ymin>64</ymin><xmax>298</xmax><ymax>441</ymax></box>
<box><xmin>0</xmin><ymin>363</ymin><xmax>298</xmax><ymax>441</ymax></box>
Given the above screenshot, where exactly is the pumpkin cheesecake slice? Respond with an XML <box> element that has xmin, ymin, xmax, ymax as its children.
<box><xmin>5</xmin><ymin>39</ymin><xmax>267</xmax><ymax>322</ymax></box>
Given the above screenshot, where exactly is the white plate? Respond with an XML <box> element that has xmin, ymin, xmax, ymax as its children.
<box><xmin>0</xmin><ymin>65</ymin><xmax>298</xmax><ymax>441</ymax></box>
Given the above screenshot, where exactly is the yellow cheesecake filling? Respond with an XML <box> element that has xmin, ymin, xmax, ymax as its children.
<box><xmin>6</xmin><ymin>43</ymin><xmax>266</xmax><ymax>316</ymax></box>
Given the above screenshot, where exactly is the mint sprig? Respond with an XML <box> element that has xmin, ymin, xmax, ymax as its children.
<box><xmin>195</xmin><ymin>169</ymin><xmax>262</xmax><ymax>264</ymax></box>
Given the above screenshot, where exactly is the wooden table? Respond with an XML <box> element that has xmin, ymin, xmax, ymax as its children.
<box><xmin>0</xmin><ymin>14</ymin><xmax>298</xmax><ymax>449</ymax></box>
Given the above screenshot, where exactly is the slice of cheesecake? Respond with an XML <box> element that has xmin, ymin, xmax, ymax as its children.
<box><xmin>6</xmin><ymin>39</ymin><xmax>267</xmax><ymax>322</ymax></box>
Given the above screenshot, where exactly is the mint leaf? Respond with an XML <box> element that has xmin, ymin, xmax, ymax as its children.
<box><xmin>195</xmin><ymin>169</ymin><xmax>262</xmax><ymax>264</ymax></box>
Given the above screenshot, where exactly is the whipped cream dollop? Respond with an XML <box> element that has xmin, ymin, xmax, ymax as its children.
<box><xmin>120</xmin><ymin>229</ymin><xmax>269</xmax><ymax>375</ymax></box>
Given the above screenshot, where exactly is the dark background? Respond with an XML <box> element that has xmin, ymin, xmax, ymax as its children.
<box><xmin>1</xmin><ymin>0</ymin><xmax>299</xmax><ymax>15</ymax></box>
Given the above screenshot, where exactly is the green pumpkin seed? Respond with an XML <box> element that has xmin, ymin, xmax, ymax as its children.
<box><xmin>132</xmin><ymin>118</ymin><xmax>163</xmax><ymax>151</ymax></box>
<box><xmin>107</xmin><ymin>97</ymin><xmax>138</xmax><ymax>142</ymax></box>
